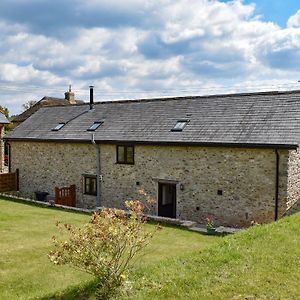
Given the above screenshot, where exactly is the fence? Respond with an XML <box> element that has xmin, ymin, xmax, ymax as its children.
<box><xmin>0</xmin><ymin>169</ymin><xmax>19</xmax><ymax>192</ymax></box>
<box><xmin>55</xmin><ymin>184</ymin><xmax>76</xmax><ymax>207</ymax></box>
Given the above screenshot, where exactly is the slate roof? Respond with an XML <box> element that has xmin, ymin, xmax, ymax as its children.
<box><xmin>0</xmin><ymin>112</ymin><xmax>9</xmax><ymax>124</ymax></box>
<box><xmin>6</xmin><ymin>90</ymin><xmax>300</xmax><ymax>149</ymax></box>
<box><xmin>12</xmin><ymin>96</ymin><xmax>84</xmax><ymax>123</ymax></box>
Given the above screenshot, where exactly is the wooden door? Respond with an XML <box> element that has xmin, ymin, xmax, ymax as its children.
<box><xmin>158</xmin><ymin>183</ymin><xmax>176</xmax><ymax>218</ymax></box>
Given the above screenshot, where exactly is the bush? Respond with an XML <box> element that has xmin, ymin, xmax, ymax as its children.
<box><xmin>48</xmin><ymin>201</ymin><xmax>159</xmax><ymax>299</ymax></box>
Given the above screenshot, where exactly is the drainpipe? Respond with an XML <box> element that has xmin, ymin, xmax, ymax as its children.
<box><xmin>275</xmin><ymin>149</ymin><xmax>279</xmax><ymax>221</ymax></box>
<box><xmin>91</xmin><ymin>133</ymin><xmax>101</xmax><ymax>208</ymax></box>
<box><xmin>6</xmin><ymin>141</ymin><xmax>11</xmax><ymax>173</ymax></box>
<box><xmin>96</xmin><ymin>144</ymin><xmax>101</xmax><ymax>208</ymax></box>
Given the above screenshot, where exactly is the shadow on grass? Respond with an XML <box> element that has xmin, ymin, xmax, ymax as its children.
<box><xmin>39</xmin><ymin>279</ymin><xmax>98</xmax><ymax>300</ymax></box>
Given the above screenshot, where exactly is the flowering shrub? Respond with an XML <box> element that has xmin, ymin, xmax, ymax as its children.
<box><xmin>48</xmin><ymin>199</ymin><xmax>55</xmax><ymax>207</ymax></box>
<box><xmin>48</xmin><ymin>201</ymin><xmax>159</xmax><ymax>299</ymax></box>
<box><xmin>206</xmin><ymin>215</ymin><xmax>215</xmax><ymax>229</ymax></box>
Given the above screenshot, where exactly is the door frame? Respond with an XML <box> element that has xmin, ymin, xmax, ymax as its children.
<box><xmin>157</xmin><ymin>181</ymin><xmax>177</xmax><ymax>218</ymax></box>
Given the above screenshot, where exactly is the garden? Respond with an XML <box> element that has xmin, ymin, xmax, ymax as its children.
<box><xmin>2</xmin><ymin>196</ymin><xmax>300</xmax><ymax>299</ymax></box>
<box><xmin>0</xmin><ymin>197</ymin><xmax>220</xmax><ymax>299</ymax></box>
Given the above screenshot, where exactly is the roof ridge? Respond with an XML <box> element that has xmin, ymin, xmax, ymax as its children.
<box><xmin>40</xmin><ymin>89</ymin><xmax>300</xmax><ymax>108</ymax></box>
<box><xmin>89</xmin><ymin>89</ymin><xmax>300</xmax><ymax>105</ymax></box>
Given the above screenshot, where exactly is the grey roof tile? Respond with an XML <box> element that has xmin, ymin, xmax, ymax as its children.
<box><xmin>0</xmin><ymin>113</ymin><xmax>9</xmax><ymax>124</ymax></box>
<box><xmin>6</xmin><ymin>90</ymin><xmax>300</xmax><ymax>148</ymax></box>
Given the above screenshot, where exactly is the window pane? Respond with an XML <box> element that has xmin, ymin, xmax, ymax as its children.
<box><xmin>85</xmin><ymin>178</ymin><xmax>90</xmax><ymax>193</ymax></box>
<box><xmin>52</xmin><ymin>123</ymin><xmax>65</xmax><ymax>131</ymax></box>
<box><xmin>85</xmin><ymin>176</ymin><xmax>97</xmax><ymax>195</ymax></box>
<box><xmin>88</xmin><ymin>122</ymin><xmax>102</xmax><ymax>131</ymax></box>
<box><xmin>118</xmin><ymin>146</ymin><xmax>125</xmax><ymax>163</ymax></box>
<box><xmin>91</xmin><ymin>178</ymin><xmax>96</xmax><ymax>194</ymax></box>
<box><xmin>126</xmin><ymin>146</ymin><xmax>134</xmax><ymax>163</ymax></box>
<box><xmin>174</xmin><ymin>121</ymin><xmax>186</xmax><ymax>130</ymax></box>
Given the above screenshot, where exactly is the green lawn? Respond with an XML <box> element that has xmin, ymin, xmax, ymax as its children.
<box><xmin>127</xmin><ymin>213</ymin><xmax>300</xmax><ymax>299</ymax></box>
<box><xmin>0</xmin><ymin>198</ymin><xmax>219</xmax><ymax>299</ymax></box>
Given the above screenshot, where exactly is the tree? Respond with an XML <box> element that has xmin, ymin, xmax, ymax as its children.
<box><xmin>22</xmin><ymin>100</ymin><xmax>37</xmax><ymax>111</ymax></box>
<box><xmin>48</xmin><ymin>201</ymin><xmax>160</xmax><ymax>299</ymax></box>
<box><xmin>0</xmin><ymin>105</ymin><xmax>9</xmax><ymax>118</ymax></box>
<box><xmin>0</xmin><ymin>105</ymin><xmax>13</xmax><ymax>132</ymax></box>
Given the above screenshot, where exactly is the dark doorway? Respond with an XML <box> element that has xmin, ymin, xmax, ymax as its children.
<box><xmin>158</xmin><ymin>183</ymin><xmax>176</xmax><ymax>218</ymax></box>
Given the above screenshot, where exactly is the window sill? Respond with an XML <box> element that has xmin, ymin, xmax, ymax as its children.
<box><xmin>116</xmin><ymin>162</ymin><xmax>135</xmax><ymax>165</ymax></box>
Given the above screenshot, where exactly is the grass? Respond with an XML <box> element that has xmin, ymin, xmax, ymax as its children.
<box><xmin>0</xmin><ymin>198</ymin><xmax>220</xmax><ymax>299</ymax></box>
<box><xmin>127</xmin><ymin>213</ymin><xmax>300</xmax><ymax>299</ymax></box>
<box><xmin>4</xmin><ymin>196</ymin><xmax>300</xmax><ymax>299</ymax></box>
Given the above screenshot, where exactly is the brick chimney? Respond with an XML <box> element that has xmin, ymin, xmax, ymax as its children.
<box><xmin>64</xmin><ymin>85</ymin><xmax>76</xmax><ymax>104</ymax></box>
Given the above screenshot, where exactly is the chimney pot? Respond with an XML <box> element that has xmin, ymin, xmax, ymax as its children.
<box><xmin>65</xmin><ymin>85</ymin><xmax>76</xmax><ymax>104</ymax></box>
<box><xmin>89</xmin><ymin>86</ymin><xmax>94</xmax><ymax>110</ymax></box>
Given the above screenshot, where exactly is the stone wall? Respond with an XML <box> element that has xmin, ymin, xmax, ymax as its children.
<box><xmin>10</xmin><ymin>141</ymin><xmax>291</xmax><ymax>226</ymax></box>
<box><xmin>10</xmin><ymin>141</ymin><xmax>98</xmax><ymax>208</ymax></box>
<box><xmin>287</xmin><ymin>148</ymin><xmax>300</xmax><ymax>212</ymax></box>
<box><xmin>101</xmin><ymin>145</ymin><xmax>289</xmax><ymax>226</ymax></box>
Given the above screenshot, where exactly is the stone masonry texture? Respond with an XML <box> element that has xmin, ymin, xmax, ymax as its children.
<box><xmin>10</xmin><ymin>141</ymin><xmax>293</xmax><ymax>227</ymax></box>
<box><xmin>286</xmin><ymin>148</ymin><xmax>300</xmax><ymax>213</ymax></box>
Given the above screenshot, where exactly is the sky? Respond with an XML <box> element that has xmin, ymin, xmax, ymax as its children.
<box><xmin>1</xmin><ymin>0</ymin><xmax>300</xmax><ymax>115</ymax></box>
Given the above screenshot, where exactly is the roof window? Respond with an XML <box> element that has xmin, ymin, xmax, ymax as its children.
<box><xmin>171</xmin><ymin>120</ymin><xmax>189</xmax><ymax>132</ymax></box>
<box><xmin>87</xmin><ymin>121</ymin><xmax>103</xmax><ymax>131</ymax></box>
<box><xmin>51</xmin><ymin>123</ymin><xmax>65</xmax><ymax>131</ymax></box>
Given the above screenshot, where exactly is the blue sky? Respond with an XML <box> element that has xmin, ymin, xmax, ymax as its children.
<box><xmin>0</xmin><ymin>0</ymin><xmax>300</xmax><ymax>115</ymax></box>
<box><xmin>243</xmin><ymin>0</ymin><xmax>300</xmax><ymax>27</ymax></box>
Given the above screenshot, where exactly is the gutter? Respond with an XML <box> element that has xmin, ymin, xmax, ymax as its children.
<box><xmin>275</xmin><ymin>149</ymin><xmax>279</xmax><ymax>221</ymax></box>
<box><xmin>3</xmin><ymin>137</ymin><xmax>299</xmax><ymax>150</ymax></box>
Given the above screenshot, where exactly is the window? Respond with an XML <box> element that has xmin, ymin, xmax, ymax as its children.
<box><xmin>51</xmin><ymin>122</ymin><xmax>65</xmax><ymax>131</ymax></box>
<box><xmin>84</xmin><ymin>175</ymin><xmax>97</xmax><ymax>196</ymax></box>
<box><xmin>116</xmin><ymin>145</ymin><xmax>134</xmax><ymax>164</ymax></box>
<box><xmin>171</xmin><ymin>120</ymin><xmax>189</xmax><ymax>132</ymax></box>
<box><xmin>87</xmin><ymin>121</ymin><xmax>103</xmax><ymax>131</ymax></box>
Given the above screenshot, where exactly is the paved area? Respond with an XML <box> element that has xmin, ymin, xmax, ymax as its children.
<box><xmin>189</xmin><ymin>225</ymin><xmax>241</xmax><ymax>234</ymax></box>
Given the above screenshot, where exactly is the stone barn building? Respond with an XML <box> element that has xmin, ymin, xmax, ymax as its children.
<box><xmin>5</xmin><ymin>90</ymin><xmax>300</xmax><ymax>227</ymax></box>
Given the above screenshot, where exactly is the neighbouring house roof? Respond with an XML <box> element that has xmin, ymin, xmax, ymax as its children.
<box><xmin>11</xmin><ymin>96</ymin><xmax>84</xmax><ymax>124</ymax></box>
<box><xmin>5</xmin><ymin>90</ymin><xmax>300</xmax><ymax>149</ymax></box>
<box><xmin>0</xmin><ymin>112</ymin><xmax>9</xmax><ymax>124</ymax></box>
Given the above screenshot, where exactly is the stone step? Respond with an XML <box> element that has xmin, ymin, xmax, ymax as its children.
<box><xmin>180</xmin><ymin>220</ymin><xmax>198</xmax><ymax>228</ymax></box>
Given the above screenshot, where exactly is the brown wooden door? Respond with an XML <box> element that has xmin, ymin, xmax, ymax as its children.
<box><xmin>158</xmin><ymin>183</ymin><xmax>176</xmax><ymax>218</ymax></box>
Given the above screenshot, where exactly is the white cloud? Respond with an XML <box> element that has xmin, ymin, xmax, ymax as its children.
<box><xmin>0</xmin><ymin>0</ymin><xmax>300</xmax><ymax>115</ymax></box>
<box><xmin>287</xmin><ymin>9</ymin><xmax>300</xmax><ymax>28</ymax></box>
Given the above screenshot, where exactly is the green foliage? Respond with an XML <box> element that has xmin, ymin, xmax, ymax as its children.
<box><xmin>0</xmin><ymin>105</ymin><xmax>9</xmax><ymax>118</ymax></box>
<box><xmin>0</xmin><ymin>105</ymin><xmax>13</xmax><ymax>132</ymax></box>
<box><xmin>49</xmin><ymin>201</ymin><xmax>159</xmax><ymax>299</ymax></box>
<box><xmin>206</xmin><ymin>215</ymin><xmax>215</xmax><ymax>229</ymax></box>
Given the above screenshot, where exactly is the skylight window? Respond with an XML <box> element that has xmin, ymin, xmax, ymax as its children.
<box><xmin>171</xmin><ymin>120</ymin><xmax>189</xmax><ymax>132</ymax></box>
<box><xmin>87</xmin><ymin>121</ymin><xmax>103</xmax><ymax>131</ymax></box>
<box><xmin>51</xmin><ymin>123</ymin><xmax>65</xmax><ymax>131</ymax></box>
